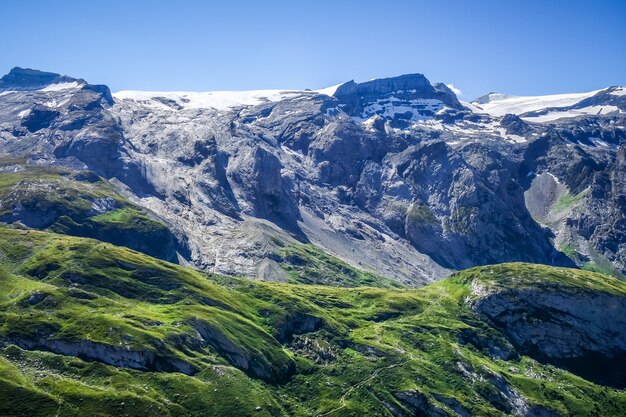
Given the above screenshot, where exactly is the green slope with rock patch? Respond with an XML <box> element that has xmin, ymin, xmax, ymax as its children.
<box><xmin>0</xmin><ymin>227</ymin><xmax>624</xmax><ymax>416</ymax></box>
<box><xmin>0</xmin><ymin>159</ymin><xmax>179</xmax><ymax>261</ymax></box>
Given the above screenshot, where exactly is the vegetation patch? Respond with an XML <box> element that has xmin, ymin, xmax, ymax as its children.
<box><xmin>277</xmin><ymin>243</ymin><xmax>401</xmax><ymax>288</ymax></box>
<box><xmin>0</xmin><ymin>228</ymin><xmax>624</xmax><ymax>416</ymax></box>
<box><xmin>554</xmin><ymin>190</ymin><xmax>586</xmax><ymax>212</ymax></box>
<box><xmin>407</xmin><ymin>203</ymin><xmax>437</xmax><ymax>225</ymax></box>
<box><xmin>0</xmin><ymin>163</ymin><xmax>178</xmax><ymax>261</ymax></box>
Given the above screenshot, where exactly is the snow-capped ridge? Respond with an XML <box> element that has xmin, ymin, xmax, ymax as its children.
<box><xmin>112</xmin><ymin>73</ymin><xmax>463</xmax><ymax>113</ymax></box>
<box><xmin>471</xmin><ymin>86</ymin><xmax>626</xmax><ymax>122</ymax></box>
<box><xmin>315</xmin><ymin>83</ymin><xmax>343</xmax><ymax>97</ymax></box>
<box><xmin>114</xmin><ymin>82</ymin><xmax>351</xmax><ymax>111</ymax></box>
<box><xmin>113</xmin><ymin>89</ymin><xmax>313</xmax><ymax>111</ymax></box>
<box><xmin>610</xmin><ymin>86</ymin><xmax>626</xmax><ymax>97</ymax></box>
<box><xmin>472</xmin><ymin>89</ymin><xmax>605</xmax><ymax>116</ymax></box>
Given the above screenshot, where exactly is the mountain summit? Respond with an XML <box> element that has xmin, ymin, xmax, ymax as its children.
<box><xmin>0</xmin><ymin>67</ymin><xmax>82</xmax><ymax>91</ymax></box>
<box><xmin>332</xmin><ymin>73</ymin><xmax>464</xmax><ymax>123</ymax></box>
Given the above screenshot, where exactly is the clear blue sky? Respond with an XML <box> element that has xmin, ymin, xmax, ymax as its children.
<box><xmin>1</xmin><ymin>0</ymin><xmax>625</xmax><ymax>99</ymax></box>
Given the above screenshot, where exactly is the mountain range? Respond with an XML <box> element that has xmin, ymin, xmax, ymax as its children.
<box><xmin>0</xmin><ymin>67</ymin><xmax>625</xmax><ymax>416</ymax></box>
<box><xmin>1</xmin><ymin>67</ymin><xmax>625</xmax><ymax>283</ymax></box>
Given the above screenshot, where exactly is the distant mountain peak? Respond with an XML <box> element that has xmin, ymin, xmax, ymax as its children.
<box><xmin>0</xmin><ymin>67</ymin><xmax>114</xmax><ymax>104</ymax></box>
<box><xmin>333</xmin><ymin>73</ymin><xmax>433</xmax><ymax>97</ymax></box>
<box><xmin>331</xmin><ymin>73</ymin><xmax>464</xmax><ymax>123</ymax></box>
<box><xmin>0</xmin><ymin>67</ymin><xmax>83</xmax><ymax>91</ymax></box>
<box><xmin>470</xmin><ymin>87</ymin><xmax>625</xmax><ymax>121</ymax></box>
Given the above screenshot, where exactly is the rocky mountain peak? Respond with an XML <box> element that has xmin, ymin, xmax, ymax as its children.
<box><xmin>331</xmin><ymin>73</ymin><xmax>464</xmax><ymax>123</ymax></box>
<box><xmin>500</xmin><ymin>113</ymin><xmax>532</xmax><ymax>136</ymax></box>
<box><xmin>0</xmin><ymin>67</ymin><xmax>82</xmax><ymax>91</ymax></box>
<box><xmin>333</xmin><ymin>73</ymin><xmax>433</xmax><ymax>97</ymax></box>
<box><xmin>0</xmin><ymin>67</ymin><xmax>625</xmax><ymax>283</ymax></box>
<box><xmin>0</xmin><ymin>67</ymin><xmax>114</xmax><ymax>105</ymax></box>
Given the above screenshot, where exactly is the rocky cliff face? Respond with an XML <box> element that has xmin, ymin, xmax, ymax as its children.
<box><xmin>332</xmin><ymin>73</ymin><xmax>464</xmax><ymax>125</ymax></box>
<box><xmin>467</xmin><ymin>267</ymin><xmax>626</xmax><ymax>388</ymax></box>
<box><xmin>0</xmin><ymin>67</ymin><xmax>625</xmax><ymax>284</ymax></box>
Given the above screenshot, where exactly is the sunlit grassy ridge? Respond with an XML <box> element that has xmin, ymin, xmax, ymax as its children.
<box><xmin>0</xmin><ymin>227</ymin><xmax>624</xmax><ymax>416</ymax></box>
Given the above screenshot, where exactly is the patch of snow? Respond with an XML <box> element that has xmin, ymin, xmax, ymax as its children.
<box><xmin>355</xmin><ymin>97</ymin><xmax>444</xmax><ymax>121</ymax></box>
<box><xmin>113</xmin><ymin>89</ymin><xmax>310</xmax><ymax>111</ymax></box>
<box><xmin>547</xmin><ymin>172</ymin><xmax>561</xmax><ymax>184</ymax></box>
<box><xmin>362</xmin><ymin>115</ymin><xmax>381</xmax><ymax>131</ymax></box>
<box><xmin>446</xmin><ymin>83</ymin><xmax>462</xmax><ymax>96</ymax></box>
<box><xmin>18</xmin><ymin>109</ymin><xmax>31</xmax><ymax>118</ymax></box>
<box><xmin>40</xmin><ymin>82</ymin><xmax>81</xmax><ymax>92</ymax></box>
<box><xmin>315</xmin><ymin>83</ymin><xmax>342</xmax><ymax>97</ymax></box>
<box><xmin>460</xmin><ymin>100</ymin><xmax>487</xmax><ymax>114</ymax></box>
<box><xmin>474</xmin><ymin>89</ymin><xmax>605</xmax><ymax>116</ymax></box>
<box><xmin>43</xmin><ymin>97</ymin><xmax>71</xmax><ymax>108</ymax></box>
<box><xmin>413</xmin><ymin>118</ymin><xmax>530</xmax><ymax>145</ymax></box>
<box><xmin>587</xmin><ymin>137</ymin><xmax>618</xmax><ymax>148</ymax></box>
<box><xmin>324</xmin><ymin>106</ymin><xmax>342</xmax><ymax>117</ymax></box>
<box><xmin>496</xmin><ymin>128</ymin><xmax>527</xmax><ymax>143</ymax></box>
<box><xmin>280</xmin><ymin>145</ymin><xmax>304</xmax><ymax>158</ymax></box>
<box><xmin>610</xmin><ymin>87</ymin><xmax>626</xmax><ymax>96</ymax></box>
<box><xmin>522</xmin><ymin>105</ymin><xmax>621</xmax><ymax>123</ymax></box>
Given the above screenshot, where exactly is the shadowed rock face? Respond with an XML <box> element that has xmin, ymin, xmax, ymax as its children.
<box><xmin>21</xmin><ymin>105</ymin><xmax>60</xmax><ymax>132</ymax></box>
<box><xmin>188</xmin><ymin>319</ymin><xmax>296</xmax><ymax>383</ymax></box>
<box><xmin>274</xmin><ymin>313</ymin><xmax>324</xmax><ymax>343</ymax></box>
<box><xmin>7</xmin><ymin>333</ymin><xmax>196</xmax><ymax>375</ymax></box>
<box><xmin>0</xmin><ymin>67</ymin><xmax>80</xmax><ymax>91</ymax></box>
<box><xmin>469</xmin><ymin>280</ymin><xmax>626</xmax><ymax>388</ymax></box>
<box><xmin>0</xmin><ymin>67</ymin><xmax>625</xmax><ymax>283</ymax></box>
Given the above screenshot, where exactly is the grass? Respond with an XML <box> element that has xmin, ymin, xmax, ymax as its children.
<box><xmin>277</xmin><ymin>243</ymin><xmax>401</xmax><ymax>288</ymax></box>
<box><xmin>0</xmin><ymin>227</ymin><xmax>624</xmax><ymax>416</ymax></box>
<box><xmin>580</xmin><ymin>246</ymin><xmax>626</xmax><ymax>280</ymax></box>
<box><xmin>582</xmin><ymin>261</ymin><xmax>626</xmax><ymax>280</ymax></box>
<box><xmin>554</xmin><ymin>190</ymin><xmax>586</xmax><ymax>212</ymax></box>
<box><xmin>559</xmin><ymin>241</ymin><xmax>626</xmax><ymax>280</ymax></box>
<box><xmin>406</xmin><ymin>203</ymin><xmax>437</xmax><ymax>225</ymax></box>
<box><xmin>452</xmin><ymin>262</ymin><xmax>626</xmax><ymax>296</ymax></box>
<box><xmin>560</xmin><ymin>243</ymin><xmax>577</xmax><ymax>259</ymax></box>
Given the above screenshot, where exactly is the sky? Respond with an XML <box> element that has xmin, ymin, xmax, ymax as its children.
<box><xmin>1</xmin><ymin>0</ymin><xmax>625</xmax><ymax>99</ymax></box>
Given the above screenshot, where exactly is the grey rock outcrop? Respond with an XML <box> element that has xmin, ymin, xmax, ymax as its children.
<box><xmin>5</xmin><ymin>336</ymin><xmax>196</xmax><ymax>375</ymax></box>
<box><xmin>468</xmin><ymin>279</ymin><xmax>626</xmax><ymax>388</ymax></box>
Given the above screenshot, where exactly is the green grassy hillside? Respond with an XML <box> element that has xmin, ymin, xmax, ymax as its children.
<box><xmin>0</xmin><ymin>226</ymin><xmax>624</xmax><ymax>416</ymax></box>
